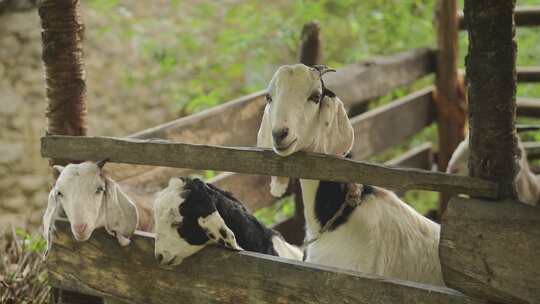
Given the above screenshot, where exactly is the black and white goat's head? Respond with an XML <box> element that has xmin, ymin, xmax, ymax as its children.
<box><xmin>43</xmin><ymin>161</ymin><xmax>138</xmax><ymax>252</ymax></box>
<box><xmin>257</xmin><ymin>64</ymin><xmax>354</xmax><ymax>196</ymax></box>
<box><xmin>153</xmin><ymin>177</ymin><xmax>241</xmax><ymax>266</ymax></box>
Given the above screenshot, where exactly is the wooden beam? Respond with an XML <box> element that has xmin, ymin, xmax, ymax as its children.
<box><xmin>41</xmin><ymin>135</ymin><xmax>498</xmax><ymax>197</ymax></box>
<box><xmin>325</xmin><ymin>48</ymin><xmax>435</xmax><ymax>109</ymax></box>
<box><xmin>517</xmin><ymin>67</ymin><xmax>540</xmax><ymax>83</ymax></box>
<box><xmin>465</xmin><ymin>0</ymin><xmax>518</xmax><ymax>199</ymax></box>
<box><xmin>459</xmin><ymin>6</ymin><xmax>540</xmax><ymax>29</ymax></box>
<box><xmin>47</xmin><ymin>220</ymin><xmax>485</xmax><ymax>304</ymax></box>
<box><xmin>385</xmin><ymin>143</ymin><xmax>433</xmax><ymax>169</ymax></box>
<box><xmin>435</xmin><ymin>0</ymin><xmax>466</xmax><ymax>217</ymax></box>
<box><xmin>523</xmin><ymin>141</ymin><xmax>540</xmax><ymax>159</ymax></box>
<box><xmin>517</xmin><ymin>97</ymin><xmax>540</xmax><ymax>117</ymax></box>
<box><xmin>114</xmin><ymin>88</ymin><xmax>437</xmax><ymax>216</ymax></box>
<box><xmin>350</xmin><ymin>87</ymin><xmax>435</xmax><ymax>159</ymax></box>
<box><xmin>440</xmin><ymin>197</ymin><xmax>540</xmax><ymax>304</ymax></box>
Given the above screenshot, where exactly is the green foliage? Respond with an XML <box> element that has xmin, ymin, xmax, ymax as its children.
<box><xmin>254</xmin><ymin>196</ymin><xmax>295</xmax><ymax>226</ymax></box>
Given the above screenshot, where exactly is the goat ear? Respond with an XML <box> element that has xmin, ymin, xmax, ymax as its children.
<box><xmin>52</xmin><ymin>165</ymin><xmax>65</xmax><ymax>176</ymax></box>
<box><xmin>43</xmin><ymin>190</ymin><xmax>60</xmax><ymax>257</ymax></box>
<box><xmin>197</xmin><ymin>212</ymin><xmax>243</xmax><ymax>251</ymax></box>
<box><xmin>103</xmin><ymin>179</ymin><xmax>139</xmax><ymax>246</ymax></box>
<box><xmin>319</xmin><ymin>97</ymin><xmax>354</xmax><ymax>156</ymax></box>
<box><xmin>257</xmin><ymin>103</ymin><xmax>290</xmax><ymax>197</ymax></box>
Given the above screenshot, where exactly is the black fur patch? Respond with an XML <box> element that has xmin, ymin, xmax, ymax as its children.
<box><xmin>219</xmin><ymin>228</ymin><xmax>227</xmax><ymax>239</ymax></box>
<box><xmin>176</xmin><ymin>178</ymin><xmax>215</xmax><ymax>246</ymax></box>
<box><xmin>178</xmin><ymin>178</ymin><xmax>279</xmax><ymax>256</ymax></box>
<box><xmin>314</xmin><ymin>181</ymin><xmax>374</xmax><ymax>231</ymax></box>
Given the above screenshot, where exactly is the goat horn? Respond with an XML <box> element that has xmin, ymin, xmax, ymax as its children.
<box><xmin>313</xmin><ymin>65</ymin><xmax>336</xmax><ymax>76</ymax></box>
<box><xmin>96</xmin><ymin>158</ymin><xmax>109</xmax><ymax>169</ymax></box>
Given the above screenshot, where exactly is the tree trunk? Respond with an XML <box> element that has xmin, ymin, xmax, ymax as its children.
<box><xmin>465</xmin><ymin>0</ymin><xmax>518</xmax><ymax>199</ymax></box>
<box><xmin>39</xmin><ymin>0</ymin><xmax>87</xmax><ymax>168</ymax></box>
<box><xmin>435</xmin><ymin>0</ymin><xmax>466</xmax><ymax>219</ymax></box>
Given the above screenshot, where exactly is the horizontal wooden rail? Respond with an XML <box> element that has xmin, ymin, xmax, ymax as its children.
<box><xmin>47</xmin><ymin>220</ymin><xmax>484</xmax><ymax>304</ymax></box>
<box><xmin>458</xmin><ymin>6</ymin><xmax>540</xmax><ymax>29</ymax></box>
<box><xmin>524</xmin><ymin>141</ymin><xmax>540</xmax><ymax>159</ymax></box>
<box><xmin>109</xmin><ymin>48</ymin><xmax>435</xmax><ymax>182</ymax></box>
<box><xmin>517</xmin><ymin>97</ymin><xmax>540</xmax><ymax>117</ymax></box>
<box><xmin>117</xmin><ymin>87</ymin><xmax>437</xmax><ymax>212</ymax></box>
<box><xmin>517</xmin><ymin>67</ymin><xmax>540</xmax><ymax>83</ymax></box>
<box><xmin>350</xmin><ymin>87</ymin><xmax>434</xmax><ymax>159</ymax></box>
<box><xmin>440</xmin><ymin>197</ymin><xmax>540</xmax><ymax>304</ymax></box>
<box><xmin>41</xmin><ymin>135</ymin><xmax>498</xmax><ymax>197</ymax></box>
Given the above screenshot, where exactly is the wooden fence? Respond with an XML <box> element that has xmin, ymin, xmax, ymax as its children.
<box><xmin>40</xmin><ymin>2</ymin><xmax>540</xmax><ymax>304</ymax></box>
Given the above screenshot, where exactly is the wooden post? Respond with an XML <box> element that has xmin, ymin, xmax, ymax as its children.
<box><xmin>38</xmin><ymin>0</ymin><xmax>100</xmax><ymax>303</ymax></box>
<box><xmin>435</xmin><ymin>0</ymin><xmax>466</xmax><ymax>219</ymax></box>
<box><xmin>275</xmin><ymin>22</ymin><xmax>323</xmax><ymax>245</ymax></box>
<box><xmin>39</xmin><ymin>0</ymin><xmax>87</xmax><ymax>169</ymax></box>
<box><xmin>465</xmin><ymin>0</ymin><xmax>518</xmax><ymax>199</ymax></box>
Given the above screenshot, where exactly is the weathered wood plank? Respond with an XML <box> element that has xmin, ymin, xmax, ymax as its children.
<box><xmin>517</xmin><ymin>97</ymin><xmax>540</xmax><ymax>117</ymax></box>
<box><xmin>208</xmin><ymin>172</ymin><xmax>275</xmax><ymax>212</ymax></box>
<box><xmin>326</xmin><ymin>48</ymin><xmax>435</xmax><ymax>109</ymax></box>
<box><xmin>107</xmin><ymin>88</ymin><xmax>437</xmax><ymax>220</ymax></box>
<box><xmin>41</xmin><ymin>135</ymin><xmax>498</xmax><ymax>197</ymax></box>
<box><xmin>523</xmin><ymin>141</ymin><xmax>540</xmax><ymax>159</ymax></box>
<box><xmin>440</xmin><ymin>197</ymin><xmax>540</xmax><ymax>304</ymax></box>
<box><xmin>350</xmin><ymin>87</ymin><xmax>435</xmax><ymax>159</ymax></box>
<box><xmin>385</xmin><ymin>143</ymin><xmax>433</xmax><ymax>169</ymax></box>
<box><xmin>459</xmin><ymin>6</ymin><xmax>540</xmax><ymax>29</ymax></box>
<box><xmin>47</xmin><ymin>220</ymin><xmax>484</xmax><ymax>304</ymax></box>
<box><xmin>517</xmin><ymin>67</ymin><xmax>540</xmax><ymax>83</ymax></box>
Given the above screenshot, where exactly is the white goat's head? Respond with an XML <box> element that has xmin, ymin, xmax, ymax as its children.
<box><xmin>153</xmin><ymin>177</ymin><xmax>240</xmax><ymax>266</ymax></box>
<box><xmin>258</xmin><ymin>64</ymin><xmax>353</xmax><ymax>156</ymax></box>
<box><xmin>257</xmin><ymin>64</ymin><xmax>354</xmax><ymax>196</ymax></box>
<box><xmin>43</xmin><ymin>161</ymin><xmax>138</xmax><ymax>252</ymax></box>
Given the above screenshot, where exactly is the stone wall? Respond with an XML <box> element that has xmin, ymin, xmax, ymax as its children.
<box><xmin>0</xmin><ymin>5</ymin><xmax>176</xmax><ymax>230</ymax></box>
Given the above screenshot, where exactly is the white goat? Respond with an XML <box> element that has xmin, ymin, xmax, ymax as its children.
<box><xmin>447</xmin><ymin>136</ymin><xmax>539</xmax><ymax>206</ymax></box>
<box><xmin>153</xmin><ymin>177</ymin><xmax>303</xmax><ymax>266</ymax></box>
<box><xmin>257</xmin><ymin>64</ymin><xmax>444</xmax><ymax>286</ymax></box>
<box><xmin>43</xmin><ymin>161</ymin><xmax>139</xmax><ymax>252</ymax></box>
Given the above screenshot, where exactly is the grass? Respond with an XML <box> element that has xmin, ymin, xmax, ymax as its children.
<box><xmin>0</xmin><ymin>228</ymin><xmax>49</xmax><ymax>304</ymax></box>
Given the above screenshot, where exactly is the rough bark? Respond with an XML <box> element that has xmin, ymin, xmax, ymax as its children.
<box><xmin>465</xmin><ymin>0</ymin><xmax>518</xmax><ymax>199</ymax></box>
<box><xmin>39</xmin><ymin>0</ymin><xmax>87</xmax><ymax>168</ymax></box>
<box><xmin>298</xmin><ymin>21</ymin><xmax>322</xmax><ymax>67</ymax></box>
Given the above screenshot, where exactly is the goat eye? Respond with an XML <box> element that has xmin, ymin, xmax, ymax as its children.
<box><xmin>265</xmin><ymin>93</ymin><xmax>272</xmax><ymax>104</ymax></box>
<box><xmin>171</xmin><ymin>221</ymin><xmax>182</xmax><ymax>229</ymax></box>
<box><xmin>308</xmin><ymin>92</ymin><xmax>321</xmax><ymax>103</ymax></box>
<box><xmin>56</xmin><ymin>191</ymin><xmax>63</xmax><ymax>198</ymax></box>
<box><xmin>96</xmin><ymin>186</ymin><xmax>105</xmax><ymax>194</ymax></box>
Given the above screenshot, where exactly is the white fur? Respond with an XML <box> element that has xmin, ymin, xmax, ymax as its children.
<box><xmin>43</xmin><ymin>162</ymin><xmax>139</xmax><ymax>252</ymax></box>
<box><xmin>447</xmin><ymin>136</ymin><xmax>539</xmax><ymax>206</ymax></box>
<box><xmin>257</xmin><ymin>64</ymin><xmax>444</xmax><ymax>286</ymax></box>
<box><xmin>271</xmin><ymin>235</ymin><xmax>303</xmax><ymax>260</ymax></box>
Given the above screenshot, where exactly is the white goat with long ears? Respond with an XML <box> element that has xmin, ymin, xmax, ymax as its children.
<box><xmin>43</xmin><ymin>161</ymin><xmax>139</xmax><ymax>252</ymax></box>
<box><xmin>257</xmin><ymin>64</ymin><xmax>444</xmax><ymax>286</ymax></box>
<box><xmin>447</xmin><ymin>136</ymin><xmax>539</xmax><ymax>206</ymax></box>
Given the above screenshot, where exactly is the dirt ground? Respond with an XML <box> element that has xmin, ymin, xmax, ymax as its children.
<box><xmin>0</xmin><ymin>5</ymin><xmax>177</xmax><ymax>230</ymax></box>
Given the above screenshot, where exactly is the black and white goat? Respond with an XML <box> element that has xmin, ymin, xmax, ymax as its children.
<box><xmin>257</xmin><ymin>64</ymin><xmax>444</xmax><ymax>286</ymax></box>
<box><xmin>43</xmin><ymin>161</ymin><xmax>139</xmax><ymax>252</ymax></box>
<box><xmin>153</xmin><ymin>177</ymin><xmax>303</xmax><ymax>266</ymax></box>
<box><xmin>447</xmin><ymin>136</ymin><xmax>539</xmax><ymax>206</ymax></box>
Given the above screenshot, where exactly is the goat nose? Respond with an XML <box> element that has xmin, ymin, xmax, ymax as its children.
<box><xmin>272</xmin><ymin>128</ymin><xmax>289</xmax><ymax>144</ymax></box>
<box><xmin>73</xmin><ymin>224</ymin><xmax>87</xmax><ymax>235</ymax></box>
<box><xmin>156</xmin><ymin>253</ymin><xmax>164</xmax><ymax>263</ymax></box>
